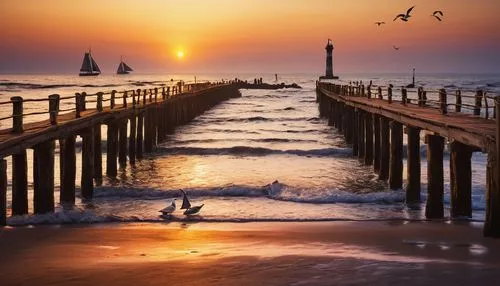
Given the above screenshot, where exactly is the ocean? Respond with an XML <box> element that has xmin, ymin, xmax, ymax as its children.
<box><xmin>1</xmin><ymin>72</ymin><xmax>499</xmax><ymax>225</ymax></box>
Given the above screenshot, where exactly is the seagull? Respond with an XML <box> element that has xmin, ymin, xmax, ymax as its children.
<box><xmin>393</xmin><ymin>46</ymin><xmax>401</xmax><ymax>51</ymax></box>
<box><xmin>432</xmin><ymin>10</ymin><xmax>444</xmax><ymax>21</ymax></box>
<box><xmin>375</xmin><ymin>21</ymin><xmax>385</xmax><ymax>26</ymax></box>
<box><xmin>159</xmin><ymin>199</ymin><xmax>176</xmax><ymax>215</ymax></box>
<box><xmin>183</xmin><ymin>204</ymin><xmax>204</xmax><ymax>216</ymax></box>
<box><xmin>394</xmin><ymin>6</ymin><xmax>415</xmax><ymax>22</ymax></box>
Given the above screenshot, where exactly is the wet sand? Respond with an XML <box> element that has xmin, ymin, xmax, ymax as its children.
<box><xmin>0</xmin><ymin>221</ymin><xmax>499</xmax><ymax>285</ymax></box>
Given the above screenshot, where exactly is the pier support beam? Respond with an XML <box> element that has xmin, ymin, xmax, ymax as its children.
<box><xmin>485</xmin><ymin>152</ymin><xmax>500</xmax><ymax>237</ymax></box>
<box><xmin>357</xmin><ymin>111</ymin><xmax>365</xmax><ymax>161</ymax></box>
<box><xmin>106</xmin><ymin>123</ymin><xmax>118</xmax><ymax>178</ymax></box>
<box><xmin>137</xmin><ymin>112</ymin><xmax>144</xmax><ymax>159</ymax></box>
<box><xmin>449</xmin><ymin>141</ymin><xmax>473</xmax><ymax>218</ymax></box>
<box><xmin>118</xmin><ymin>119</ymin><xmax>128</xmax><ymax>168</ymax></box>
<box><xmin>389</xmin><ymin>121</ymin><xmax>403</xmax><ymax>189</ymax></box>
<box><xmin>144</xmin><ymin>109</ymin><xmax>153</xmax><ymax>153</ymax></box>
<box><xmin>352</xmin><ymin>109</ymin><xmax>359</xmax><ymax>156</ymax></box>
<box><xmin>425</xmin><ymin>134</ymin><xmax>445</xmax><ymax>219</ymax></box>
<box><xmin>81</xmin><ymin>128</ymin><xmax>94</xmax><ymax>199</ymax></box>
<box><xmin>33</xmin><ymin>140</ymin><xmax>55</xmax><ymax>214</ymax></box>
<box><xmin>406</xmin><ymin>127</ymin><xmax>421</xmax><ymax>203</ymax></box>
<box><xmin>60</xmin><ymin>136</ymin><xmax>76</xmax><ymax>205</ymax></box>
<box><xmin>0</xmin><ymin>159</ymin><xmax>6</xmax><ymax>226</ymax></box>
<box><xmin>364</xmin><ymin>113</ymin><xmax>373</xmax><ymax>165</ymax></box>
<box><xmin>129</xmin><ymin>116</ymin><xmax>136</xmax><ymax>164</ymax></box>
<box><xmin>379</xmin><ymin>117</ymin><xmax>390</xmax><ymax>181</ymax></box>
<box><xmin>373</xmin><ymin>115</ymin><xmax>381</xmax><ymax>173</ymax></box>
<box><xmin>93</xmin><ymin>124</ymin><xmax>102</xmax><ymax>186</ymax></box>
<box><xmin>12</xmin><ymin>150</ymin><xmax>28</xmax><ymax>215</ymax></box>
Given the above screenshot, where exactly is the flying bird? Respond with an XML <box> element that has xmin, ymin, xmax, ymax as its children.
<box><xmin>393</xmin><ymin>46</ymin><xmax>401</xmax><ymax>51</ymax></box>
<box><xmin>432</xmin><ymin>10</ymin><xmax>444</xmax><ymax>21</ymax></box>
<box><xmin>375</xmin><ymin>21</ymin><xmax>385</xmax><ymax>26</ymax></box>
<box><xmin>394</xmin><ymin>6</ymin><xmax>415</xmax><ymax>22</ymax></box>
<box><xmin>159</xmin><ymin>199</ymin><xmax>176</xmax><ymax>215</ymax></box>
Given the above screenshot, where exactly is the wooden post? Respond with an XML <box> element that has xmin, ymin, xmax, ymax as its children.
<box><xmin>378</xmin><ymin>87</ymin><xmax>382</xmax><ymax>100</ymax></box>
<box><xmin>33</xmin><ymin>140</ymin><xmax>55</xmax><ymax>214</ymax></box>
<box><xmin>364</xmin><ymin>113</ymin><xmax>373</xmax><ymax>165</ymax></box>
<box><xmin>401</xmin><ymin>88</ymin><xmax>407</xmax><ymax>105</ymax></box>
<box><xmin>48</xmin><ymin>94</ymin><xmax>60</xmax><ymax>125</ymax></box>
<box><xmin>439</xmin><ymin>89</ymin><xmax>447</xmax><ymax>114</ymax></box>
<box><xmin>110</xmin><ymin>90</ymin><xmax>116</xmax><ymax>109</ymax></box>
<box><xmin>417</xmin><ymin>87</ymin><xmax>423</xmax><ymax>107</ymax></box>
<box><xmin>367</xmin><ymin>86</ymin><xmax>371</xmax><ymax>99</ymax></box>
<box><xmin>97</xmin><ymin>92</ymin><xmax>103</xmax><ymax>112</ymax></box>
<box><xmin>455</xmin><ymin>90</ymin><xmax>462</xmax><ymax>113</ymax></box>
<box><xmin>406</xmin><ymin>127</ymin><xmax>421</xmax><ymax>203</ymax></box>
<box><xmin>12</xmin><ymin>150</ymin><xmax>28</xmax><ymax>215</ymax></box>
<box><xmin>358</xmin><ymin>111</ymin><xmax>365</xmax><ymax>161</ymax></box>
<box><xmin>144</xmin><ymin>109</ymin><xmax>153</xmax><ymax>153</ymax></box>
<box><xmin>373</xmin><ymin>114</ymin><xmax>381</xmax><ymax>173</ymax></box>
<box><xmin>81</xmin><ymin>92</ymin><xmax>87</xmax><ymax>111</ymax></box>
<box><xmin>484</xmin><ymin>99</ymin><xmax>500</xmax><ymax>236</ymax></box>
<box><xmin>11</xmin><ymin>96</ymin><xmax>23</xmax><ymax>133</ymax></box>
<box><xmin>123</xmin><ymin>91</ymin><xmax>128</xmax><ymax>108</ymax></box>
<box><xmin>93</xmin><ymin>124</ymin><xmax>102</xmax><ymax>186</ymax></box>
<box><xmin>81</xmin><ymin>128</ymin><xmax>94</xmax><ymax>199</ymax></box>
<box><xmin>106</xmin><ymin>122</ymin><xmax>118</xmax><ymax>177</ymax></box>
<box><xmin>425</xmin><ymin>134</ymin><xmax>445</xmax><ymax>219</ymax></box>
<box><xmin>143</xmin><ymin>89</ymin><xmax>147</xmax><ymax>105</ymax></box>
<box><xmin>0</xmin><ymin>159</ymin><xmax>6</xmax><ymax>226</ymax></box>
<box><xmin>129</xmin><ymin>116</ymin><xmax>137</xmax><ymax>164</ymax></box>
<box><xmin>352</xmin><ymin>108</ymin><xmax>359</xmax><ymax>156</ymax></box>
<box><xmin>75</xmin><ymin>93</ymin><xmax>82</xmax><ymax>118</ymax></box>
<box><xmin>449</xmin><ymin>141</ymin><xmax>473</xmax><ymax>218</ymax></box>
<box><xmin>389</xmin><ymin>121</ymin><xmax>403</xmax><ymax>189</ymax></box>
<box><xmin>474</xmin><ymin>90</ymin><xmax>482</xmax><ymax>116</ymax></box>
<box><xmin>59</xmin><ymin>136</ymin><xmax>76</xmax><ymax>205</ymax></box>
<box><xmin>118</xmin><ymin>119</ymin><xmax>128</xmax><ymax>168</ymax></box>
<box><xmin>387</xmin><ymin>87</ymin><xmax>392</xmax><ymax>104</ymax></box>
<box><xmin>137</xmin><ymin>112</ymin><xmax>144</xmax><ymax>159</ymax></box>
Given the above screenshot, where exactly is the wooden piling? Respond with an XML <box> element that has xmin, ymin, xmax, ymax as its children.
<box><xmin>33</xmin><ymin>140</ymin><xmax>55</xmax><ymax>214</ymax></box>
<box><xmin>352</xmin><ymin>108</ymin><xmax>359</xmax><ymax>156</ymax></box>
<box><xmin>12</xmin><ymin>150</ymin><xmax>28</xmax><ymax>215</ymax></box>
<box><xmin>59</xmin><ymin>136</ymin><xmax>76</xmax><ymax>205</ymax></box>
<box><xmin>449</xmin><ymin>141</ymin><xmax>473</xmax><ymax>218</ymax></box>
<box><xmin>455</xmin><ymin>90</ymin><xmax>462</xmax><ymax>113</ymax></box>
<box><xmin>389</xmin><ymin>121</ymin><xmax>403</xmax><ymax>189</ymax></box>
<box><xmin>439</xmin><ymin>89</ymin><xmax>447</xmax><ymax>114</ymax></box>
<box><xmin>485</xmin><ymin>152</ymin><xmax>500</xmax><ymax>237</ymax></box>
<box><xmin>48</xmin><ymin>94</ymin><xmax>60</xmax><ymax>125</ymax></box>
<box><xmin>474</xmin><ymin>90</ymin><xmax>482</xmax><ymax>116</ymax></box>
<box><xmin>136</xmin><ymin>112</ymin><xmax>144</xmax><ymax>159</ymax></box>
<box><xmin>118</xmin><ymin>119</ymin><xmax>128</xmax><ymax>168</ymax></box>
<box><xmin>0</xmin><ymin>159</ymin><xmax>7</xmax><ymax>226</ymax></box>
<box><xmin>11</xmin><ymin>96</ymin><xmax>23</xmax><ymax>133</ymax></box>
<box><xmin>364</xmin><ymin>113</ymin><xmax>373</xmax><ymax>165</ymax></box>
<box><xmin>93</xmin><ymin>124</ymin><xmax>102</xmax><ymax>186</ymax></box>
<box><xmin>106</xmin><ymin>123</ymin><xmax>118</xmax><ymax>177</ymax></box>
<box><xmin>129</xmin><ymin>116</ymin><xmax>136</xmax><ymax>164</ymax></box>
<box><xmin>373</xmin><ymin>114</ymin><xmax>381</xmax><ymax>173</ymax></box>
<box><xmin>425</xmin><ymin>134</ymin><xmax>444</xmax><ymax>219</ymax></box>
<box><xmin>81</xmin><ymin>128</ymin><xmax>94</xmax><ymax>199</ymax></box>
<box><xmin>358</xmin><ymin>111</ymin><xmax>365</xmax><ymax>160</ymax></box>
<box><xmin>144</xmin><ymin>109</ymin><xmax>153</xmax><ymax>153</ymax></box>
<box><xmin>406</xmin><ymin>127</ymin><xmax>421</xmax><ymax>203</ymax></box>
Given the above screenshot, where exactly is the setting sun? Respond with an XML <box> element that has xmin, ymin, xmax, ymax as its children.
<box><xmin>177</xmin><ymin>50</ymin><xmax>185</xmax><ymax>59</ymax></box>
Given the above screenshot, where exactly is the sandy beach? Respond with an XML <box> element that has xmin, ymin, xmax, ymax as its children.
<box><xmin>1</xmin><ymin>221</ymin><xmax>499</xmax><ymax>285</ymax></box>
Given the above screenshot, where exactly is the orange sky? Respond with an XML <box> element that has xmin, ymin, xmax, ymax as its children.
<box><xmin>1</xmin><ymin>0</ymin><xmax>499</xmax><ymax>73</ymax></box>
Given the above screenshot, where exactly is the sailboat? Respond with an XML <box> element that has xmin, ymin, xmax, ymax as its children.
<box><xmin>79</xmin><ymin>50</ymin><xmax>101</xmax><ymax>76</ymax></box>
<box><xmin>117</xmin><ymin>56</ymin><xmax>133</xmax><ymax>75</ymax></box>
<box><xmin>180</xmin><ymin>189</ymin><xmax>204</xmax><ymax>215</ymax></box>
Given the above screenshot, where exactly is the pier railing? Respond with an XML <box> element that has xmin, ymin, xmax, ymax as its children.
<box><xmin>0</xmin><ymin>80</ymin><xmax>217</xmax><ymax>132</ymax></box>
<box><xmin>317</xmin><ymin>82</ymin><xmax>499</xmax><ymax>120</ymax></box>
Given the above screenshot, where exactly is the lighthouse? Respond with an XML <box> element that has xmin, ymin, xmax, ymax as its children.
<box><xmin>320</xmin><ymin>39</ymin><xmax>339</xmax><ymax>80</ymax></box>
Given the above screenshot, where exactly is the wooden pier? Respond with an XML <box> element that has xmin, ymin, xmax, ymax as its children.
<box><xmin>316</xmin><ymin>81</ymin><xmax>500</xmax><ymax>237</ymax></box>
<box><xmin>0</xmin><ymin>80</ymin><xmax>241</xmax><ymax>224</ymax></box>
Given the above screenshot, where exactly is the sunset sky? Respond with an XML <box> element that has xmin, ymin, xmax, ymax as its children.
<box><xmin>1</xmin><ymin>0</ymin><xmax>499</xmax><ymax>74</ymax></box>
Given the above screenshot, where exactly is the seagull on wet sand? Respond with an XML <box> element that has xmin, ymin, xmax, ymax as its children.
<box><xmin>159</xmin><ymin>199</ymin><xmax>176</xmax><ymax>215</ymax></box>
<box><xmin>432</xmin><ymin>10</ymin><xmax>444</xmax><ymax>21</ymax></box>
<box><xmin>394</xmin><ymin>6</ymin><xmax>415</xmax><ymax>22</ymax></box>
<box><xmin>375</xmin><ymin>21</ymin><xmax>385</xmax><ymax>26</ymax></box>
<box><xmin>183</xmin><ymin>204</ymin><xmax>205</xmax><ymax>216</ymax></box>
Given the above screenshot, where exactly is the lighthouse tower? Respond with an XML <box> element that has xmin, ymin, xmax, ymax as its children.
<box><xmin>320</xmin><ymin>39</ymin><xmax>339</xmax><ymax>80</ymax></box>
